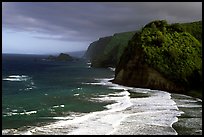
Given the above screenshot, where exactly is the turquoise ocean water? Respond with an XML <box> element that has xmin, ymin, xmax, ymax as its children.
<box><xmin>2</xmin><ymin>54</ymin><xmax>115</xmax><ymax>129</ymax></box>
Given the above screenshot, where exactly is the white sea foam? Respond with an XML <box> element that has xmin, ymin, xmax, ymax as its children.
<box><xmin>94</xmin><ymin>78</ymin><xmax>114</xmax><ymax>81</ymax></box>
<box><xmin>21</xmin><ymin>131</ymin><xmax>32</xmax><ymax>135</ymax></box>
<box><xmin>68</xmin><ymin>79</ymin><xmax>183</xmax><ymax>135</ymax></box>
<box><xmin>82</xmin><ymin>78</ymin><xmax>114</xmax><ymax>87</ymax></box>
<box><xmin>108</xmin><ymin>67</ymin><xmax>116</xmax><ymax>71</ymax></box>
<box><xmin>4</xmin><ymin>110</ymin><xmax>37</xmax><ymax>117</ymax></box>
<box><xmin>86</xmin><ymin>62</ymin><xmax>92</xmax><ymax>68</ymax></box>
<box><xmin>82</xmin><ymin>82</ymin><xmax>102</xmax><ymax>85</ymax></box>
<box><xmin>3</xmin><ymin>78</ymin><xmax>183</xmax><ymax>135</ymax></box>
<box><xmin>8</xmin><ymin>75</ymin><xmax>28</xmax><ymax>78</ymax></box>
<box><xmin>20</xmin><ymin>111</ymin><xmax>37</xmax><ymax>115</ymax></box>
<box><xmin>52</xmin><ymin>117</ymin><xmax>72</xmax><ymax>120</ymax></box>
<box><xmin>53</xmin><ymin>105</ymin><xmax>65</xmax><ymax>108</ymax></box>
<box><xmin>60</xmin><ymin>105</ymin><xmax>65</xmax><ymax>108</ymax></box>
<box><xmin>178</xmin><ymin>99</ymin><xmax>198</xmax><ymax>103</ymax></box>
<box><xmin>40</xmin><ymin>116</ymin><xmax>74</xmax><ymax>120</ymax></box>
<box><xmin>107</xmin><ymin>89</ymin><xmax>183</xmax><ymax>135</ymax></box>
<box><xmin>4</xmin><ymin>78</ymin><xmax>199</xmax><ymax>135</ymax></box>
<box><xmin>196</xmin><ymin>98</ymin><xmax>202</xmax><ymax>102</ymax></box>
<box><xmin>2</xmin><ymin>79</ymin><xmax>133</xmax><ymax>135</ymax></box>
<box><xmin>3</xmin><ymin>75</ymin><xmax>37</xmax><ymax>92</ymax></box>
<box><xmin>25</xmin><ymin>87</ymin><xmax>33</xmax><ymax>91</ymax></box>
<box><xmin>53</xmin><ymin>105</ymin><xmax>59</xmax><ymax>108</ymax></box>
<box><xmin>74</xmin><ymin>93</ymin><xmax>79</xmax><ymax>96</ymax></box>
<box><xmin>12</xmin><ymin>109</ymin><xmax>18</xmax><ymax>112</ymax></box>
<box><xmin>3</xmin><ymin>78</ymin><xmax>23</xmax><ymax>81</ymax></box>
<box><xmin>176</xmin><ymin>104</ymin><xmax>202</xmax><ymax>108</ymax></box>
<box><xmin>3</xmin><ymin>75</ymin><xmax>29</xmax><ymax>82</ymax></box>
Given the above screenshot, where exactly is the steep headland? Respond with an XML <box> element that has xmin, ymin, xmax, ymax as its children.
<box><xmin>112</xmin><ymin>20</ymin><xmax>202</xmax><ymax>96</ymax></box>
<box><xmin>84</xmin><ymin>31</ymin><xmax>136</xmax><ymax>67</ymax></box>
<box><xmin>84</xmin><ymin>20</ymin><xmax>202</xmax><ymax>97</ymax></box>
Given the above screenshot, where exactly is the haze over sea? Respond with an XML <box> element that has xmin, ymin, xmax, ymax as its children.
<box><xmin>2</xmin><ymin>53</ymin><xmax>202</xmax><ymax>135</ymax></box>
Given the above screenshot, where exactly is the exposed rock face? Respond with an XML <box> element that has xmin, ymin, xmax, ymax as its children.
<box><xmin>112</xmin><ymin>42</ymin><xmax>185</xmax><ymax>93</ymax></box>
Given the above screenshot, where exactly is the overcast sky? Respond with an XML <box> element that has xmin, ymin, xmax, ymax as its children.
<box><xmin>2</xmin><ymin>2</ymin><xmax>202</xmax><ymax>54</ymax></box>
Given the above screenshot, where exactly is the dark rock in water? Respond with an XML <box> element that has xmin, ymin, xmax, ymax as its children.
<box><xmin>47</xmin><ymin>53</ymin><xmax>73</xmax><ymax>61</ymax></box>
<box><xmin>56</xmin><ymin>53</ymin><xmax>73</xmax><ymax>61</ymax></box>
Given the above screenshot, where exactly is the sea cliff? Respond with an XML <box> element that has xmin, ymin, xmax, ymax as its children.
<box><xmin>84</xmin><ymin>31</ymin><xmax>136</xmax><ymax>67</ymax></box>
<box><xmin>85</xmin><ymin>20</ymin><xmax>202</xmax><ymax>97</ymax></box>
<box><xmin>113</xmin><ymin>20</ymin><xmax>202</xmax><ymax>96</ymax></box>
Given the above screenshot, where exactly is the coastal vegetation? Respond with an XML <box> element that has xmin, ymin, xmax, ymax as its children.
<box><xmin>179</xmin><ymin>21</ymin><xmax>202</xmax><ymax>43</ymax></box>
<box><xmin>84</xmin><ymin>20</ymin><xmax>202</xmax><ymax>98</ymax></box>
<box><xmin>113</xmin><ymin>20</ymin><xmax>202</xmax><ymax>97</ymax></box>
<box><xmin>84</xmin><ymin>31</ymin><xmax>135</xmax><ymax>67</ymax></box>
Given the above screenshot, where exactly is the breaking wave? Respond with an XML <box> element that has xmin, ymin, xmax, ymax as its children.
<box><xmin>2</xmin><ymin>78</ymin><xmax>185</xmax><ymax>135</ymax></box>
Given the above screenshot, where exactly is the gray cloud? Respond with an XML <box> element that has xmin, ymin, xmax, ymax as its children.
<box><xmin>3</xmin><ymin>2</ymin><xmax>202</xmax><ymax>44</ymax></box>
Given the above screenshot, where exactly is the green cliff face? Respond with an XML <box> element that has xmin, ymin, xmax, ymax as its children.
<box><xmin>84</xmin><ymin>36</ymin><xmax>113</xmax><ymax>67</ymax></box>
<box><xmin>84</xmin><ymin>31</ymin><xmax>136</xmax><ymax>67</ymax></box>
<box><xmin>114</xmin><ymin>20</ymin><xmax>202</xmax><ymax>94</ymax></box>
<box><xmin>179</xmin><ymin>21</ymin><xmax>202</xmax><ymax>43</ymax></box>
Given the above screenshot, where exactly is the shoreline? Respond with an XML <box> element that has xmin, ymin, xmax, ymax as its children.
<box><xmin>110</xmin><ymin>79</ymin><xmax>202</xmax><ymax>100</ymax></box>
<box><xmin>171</xmin><ymin>93</ymin><xmax>202</xmax><ymax>135</ymax></box>
<box><xmin>2</xmin><ymin>78</ymin><xmax>202</xmax><ymax>135</ymax></box>
<box><xmin>128</xmin><ymin>89</ymin><xmax>202</xmax><ymax>135</ymax></box>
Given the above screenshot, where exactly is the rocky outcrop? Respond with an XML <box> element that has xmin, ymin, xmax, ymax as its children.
<box><xmin>47</xmin><ymin>53</ymin><xmax>73</xmax><ymax>61</ymax></box>
<box><xmin>112</xmin><ymin>46</ymin><xmax>185</xmax><ymax>93</ymax></box>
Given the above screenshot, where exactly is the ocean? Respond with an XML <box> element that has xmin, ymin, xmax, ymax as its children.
<box><xmin>2</xmin><ymin>54</ymin><xmax>202</xmax><ymax>135</ymax></box>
